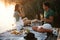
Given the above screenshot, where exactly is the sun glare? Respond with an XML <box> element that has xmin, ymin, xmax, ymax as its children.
<box><xmin>0</xmin><ymin>0</ymin><xmax>16</xmax><ymax>33</ymax></box>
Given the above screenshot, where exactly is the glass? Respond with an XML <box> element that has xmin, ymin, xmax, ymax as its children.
<box><xmin>40</xmin><ymin>14</ymin><xmax>44</xmax><ymax>21</ymax></box>
<box><xmin>31</xmin><ymin>21</ymin><xmax>42</xmax><ymax>27</ymax></box>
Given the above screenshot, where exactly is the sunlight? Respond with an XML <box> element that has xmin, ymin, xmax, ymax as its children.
<box><xmin>0</xmin><ymin>0</ymin><xmax>16</xmax><ymax>33</ymax></box>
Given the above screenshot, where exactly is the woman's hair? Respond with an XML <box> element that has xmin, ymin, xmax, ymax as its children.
<box><xmin>15</xmin><ymin>4</ymin><xmax>20</xmax><ymax>12</ymax></box>
<box><xmin>43</xmin><ymin>2</ymin><xmax>50</xmax><ymax>8</ymax></box>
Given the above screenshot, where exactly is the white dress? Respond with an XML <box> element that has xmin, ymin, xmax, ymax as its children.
<box><xmin>16</xmin><ymin>17</ymin><xmax>24</xmax><ymax>31</ymax></box>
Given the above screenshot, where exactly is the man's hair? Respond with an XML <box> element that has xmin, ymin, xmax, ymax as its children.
<box><xmin>43</xmin><ymin>2</ymin><xmax>50</xmax><ymax>8</ymax></box>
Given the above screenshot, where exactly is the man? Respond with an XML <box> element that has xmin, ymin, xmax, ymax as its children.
<box><xmin>32</xmin><ymin>2</ymin><xmax>55</xmax><ymax>40</ymax></box>
<box><xmin>32</xmin><ymin>2</ymin><xmax>54</xmax><ymax>34</ymax></box>
<box><xmin>42</xmin><ymin>2</ymin><xmax>55</xmax><ymax>25</ymax></box>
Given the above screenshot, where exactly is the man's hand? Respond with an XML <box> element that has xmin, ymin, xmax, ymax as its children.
<box><xmin>44</xmin><ymin>16</ymin><xmax>54</xmax><ymax>23</ymax></box>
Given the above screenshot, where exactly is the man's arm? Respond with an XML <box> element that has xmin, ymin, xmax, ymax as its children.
<box><xmin>44</xmin><ymin>16</ymin><xmax>54</xmax><ymax>23</ymax></box>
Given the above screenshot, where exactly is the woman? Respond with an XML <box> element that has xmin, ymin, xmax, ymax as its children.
<box><xmin>14</xmin><ymin>4</ymin><xmax>25</xmax><ymax>31</ymax></box>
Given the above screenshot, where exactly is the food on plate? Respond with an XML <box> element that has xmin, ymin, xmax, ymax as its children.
<box><xmin>11</xmin><ymin>29</ymin><xmax>30</xmax><ymax>35</ymax></box>
<box><xmin>11</xmin><ymin>30</ymin><xmax>20</xmax><ymax>35</ymax></box>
